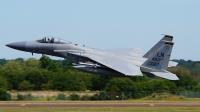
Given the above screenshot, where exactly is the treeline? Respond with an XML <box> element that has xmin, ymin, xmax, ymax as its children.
<box><xmin>171</xmin><ymin>59</ymin><xmax>200</xmax><ymax>81</ymax></box>
<box><xmin>173</xmin><ymin>59</ymin><xmax>200</xmax><ymax>72</ymax></box>
<box><xmin>0</xmin><ymin>57</ymin><xmax>200</xmax><ymax>94</ymax></box>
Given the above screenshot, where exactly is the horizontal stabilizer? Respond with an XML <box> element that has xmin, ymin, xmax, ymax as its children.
<box><xmin>151</xmin><ymin>72</ymin><xmax>179</xmax><ymax>80</ymax></box>
<box><xmin>168</xmin><ymin>61</ymin><xmax>178</xmax><ymax>67</ymax></box>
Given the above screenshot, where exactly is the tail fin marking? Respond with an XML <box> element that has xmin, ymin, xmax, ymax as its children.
<box><xmin>141</xmin><ymin>42</ymin><xmax>174</xmax><ymax>71</ymax></box>
<box><xmin>141</xmin><ymin>42</ymin><xmax>179</xmax><ymax>80</ymax></box>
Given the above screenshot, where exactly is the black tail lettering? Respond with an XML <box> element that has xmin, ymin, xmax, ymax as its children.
<box><xmin>157</xmin><ymin>52</ymin><xmax>164</xmax><ymax>57</ymax></box>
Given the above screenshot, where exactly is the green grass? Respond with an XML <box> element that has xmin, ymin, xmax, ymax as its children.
<box><xmin>0</xmin><ymin>107</ymin><xmax>200</xmax><ymax>112</ymax></box>
<box><xmin>2</xmin><ymin>98</ymin><xmax>200</xmax><ymax>103</ymax></box>
<box><xmin>11</xmin><ymin>97</ymin><xmax>200</xmax><ymax>102</ymax></box>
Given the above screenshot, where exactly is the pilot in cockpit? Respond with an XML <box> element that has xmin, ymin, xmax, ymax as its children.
<box><xmin>50</xmin><ymin>37</ymin><xmax>54</xmax><ymax>43</ymax></box>
<box><xmin>47</xmin><ymin>38</ymin><xmax>50</xmax><ymax>43</ymax></box>
<box><xmin>37</xmin><ymin>37</ymin><xmax>68</xmax><ymax>44</ymax></box>
<box><xmin>41</xmin><ymin>37</ymin><xmax>54</xmax><ymax>43</ymax></box>
<box><xmin>43</xmin><ymin>37</ymin><xmax>46</xmax><ymax>43</ymax></box>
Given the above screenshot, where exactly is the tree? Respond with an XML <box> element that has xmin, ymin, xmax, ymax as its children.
<box><xmin>25</xmin><ymin>58</ymin><xmax>40</xmax><ymax>68</ymax></box>
<box><xmin>0</xmin><ymin>76</ymin><xmax>8</xmax><ymax>89</ymax></box>
<box><xmin>39</xmin><ymin>55</ymin><xmax>59</xmax><ymax>72</ymax></box>
<box><xmin>129</xmin><ymin>74</ymin><xmax>150</xmax><ymax>82</ymax></box>
<box><xmin>15</xmin><ymin>58</ymin><xmax>24</xmax><ymax>63</ymax></box>
<box><xmin>0</xmin><ymin>88</ymin><xmax>11</xmax><ymax>101</ymax></box>
<box><xmin>50</xmin><ymin>71</ymin><xmax>86</xmax><ymax>91</ymax></box>
<box><xmin>39</xmin><ymin>55</ymin><xmax>52</xmax><ymax>69</ymax></box>
<box><xmin>1</xmin><ymin>61</ymin><xmax>26</xmax><ymax>90</ymax></box>
<box><xmin>25</xmin><ymin>68</ymin><xmax>45</xmax><ymax>90</ymax></box>
<box><xmin>105</xmin><ymin>78</ymin><xmax>136</xmax><ymax>92</ymax></box>
<box><xmin>1</xmin><ymin>60</ymin><xmax>25</xmax><ymax>73</ymax></box>
<box><xmin>72</xmin><ymin>70</ymin><xmax>93</xmax><ymax>90</ymax></box>
<box><xmin>18</xmin><ymin>80</ymin><xmax>33</xmax><ymax>90</ymax></box>
<box><xmin>174</xmin><ymin>75</ymin><xmax>198</xmax><ymax>90</ymax></box>
<box><xmin>62</xmin><ymin>60</ymin><xmax>73</xmax><ymax>71</ymax></box>
<box><xmin>0</xmin><ymin>58</ymin><xmax>8</xmax><ymax>66</ymax></box>
<box><xmin>91</xmin><ymin>75</ymin><xmax>112</xmax><ymax>90</ymax></box>
<box><xmin>46</xmin><ymin>62</ymin><xmax>59</xmax><ymax>72</ymax></box>
<box><xmin>151</xmin><ymin>79</ymin><xmax>170</xmax><ymax>91</ymax></box>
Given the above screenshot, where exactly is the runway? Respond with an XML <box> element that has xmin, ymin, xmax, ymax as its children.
<box><xmin>1</xmin><ymin>102</ymin><xmax>200</xmax><ymax>107</ymax></box>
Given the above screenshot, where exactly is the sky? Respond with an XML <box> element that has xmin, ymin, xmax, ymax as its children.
<box><xmin>0</xmin><ymin>0</ymin><xmax>200</xmax><ymax>61</ymax></box>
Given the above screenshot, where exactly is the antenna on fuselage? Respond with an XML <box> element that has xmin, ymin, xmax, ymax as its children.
<box><xmin>32</xmin><ymin>50</ymin><xmax>35</xmax><ymax>56</ymax></box>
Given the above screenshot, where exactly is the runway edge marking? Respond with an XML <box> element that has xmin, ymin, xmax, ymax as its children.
<box><xmin>20</xmin><ymin>103</ymin><xmax>26</xmax><ymax>107</ymax></box>
<box><xmin>149</xmin><ymin>104</ymin><xmax>155</xmax><ymax>107</ymax></box>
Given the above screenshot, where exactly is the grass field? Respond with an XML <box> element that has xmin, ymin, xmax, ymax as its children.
<box><xmin>2</xmin><ymin>97</ymin><xmax>200</xmax><ymax>103</ymax></box>
<box><xmin>1</xmin><ymin>100</ymin><xmax>200</xmax><ymax>112</ymax></box>
<box><xmin>0</xmin><ymin>107</ymin><xmax>200</xmax><ymax>112</ymax></box>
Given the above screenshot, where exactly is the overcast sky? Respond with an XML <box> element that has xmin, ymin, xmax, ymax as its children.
<box><xmin>1</xmin><ymin>0</ymin><xmax>200</xmax><ymax>61</ymax></box>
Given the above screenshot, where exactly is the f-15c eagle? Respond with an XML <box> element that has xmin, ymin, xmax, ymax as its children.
<box><xmin>6</xmin><ymin>35</ymin><xmax>179</xmax><ymax>80</ymax></box>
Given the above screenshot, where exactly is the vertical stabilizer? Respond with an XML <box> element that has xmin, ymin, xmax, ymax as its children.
<box><xmin>141</xmin><ymin>42</ymin><xmax>179</xmax><ymax>80</ymax></box>
<box><xmin>141</xmin><ymin>42</ymin><xmax>174</xmax><ymax>72</ymax></box>
<box><xmin>143</xmin><ymin>35</ymin><xmax>173</xmax><ymax>58</ymax></box>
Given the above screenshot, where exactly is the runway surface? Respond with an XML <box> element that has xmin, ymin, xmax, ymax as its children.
<box><xmin>1</xmin><ymin>102</ymin><xmax>200</xmax><ymax>107</ymax></box>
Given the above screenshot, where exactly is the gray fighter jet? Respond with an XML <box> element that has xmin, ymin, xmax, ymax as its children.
<box><xmin>6</xmin><ymin>35</ymin><xmax>179</xmax><ymax>80</ymax></box>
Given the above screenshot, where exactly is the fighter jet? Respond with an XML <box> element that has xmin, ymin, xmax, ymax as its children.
<box><xmin>6</xmin><ymin>35</ymin><xmax>179</xmax><ymax>80</ymax></box>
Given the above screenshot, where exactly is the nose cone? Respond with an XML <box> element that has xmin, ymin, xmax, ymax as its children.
<box><xmin>6</xmin><ymin>41</ymin><xmax>26</xmax><ymax>51</ymax></box>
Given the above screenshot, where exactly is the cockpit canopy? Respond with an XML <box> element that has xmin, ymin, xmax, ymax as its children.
<box><xmin>36</xmin><ymin>37</ymin><xmax>71</xmax><ymax>44</ymax></box>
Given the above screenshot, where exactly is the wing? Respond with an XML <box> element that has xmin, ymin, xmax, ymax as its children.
<box><xmin>88</xmin><ymin>55</ymin><xmax>143</xmax><ymax>76</ymax></box>
<box><xmin>55</xmin><ymin>49</ymin><xmax>143</xmax><ymax>76</ymax></box>
<box><xmin>106</xmin><ymin>47</ymin><xmax>143</xmax><ymax>57</ymax></box>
